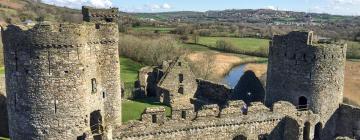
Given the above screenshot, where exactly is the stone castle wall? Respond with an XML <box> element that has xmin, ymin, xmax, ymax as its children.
<box><xmin>0</xmin><ymin>75</ymin><xmax>8</xmax><ymax>137</ymax></box>
<box><xmin>265</xmin><ymin>31</ymin><xmax>347</xmax><ymax>130</ymax></box>
<box><xmin>2</xmin><ymin>22</ymin><xmax>121</xmax><ymax>139</ymax></box>
<box><xmin>114</xmin><ymin>101</ymin><xmax>320</xmax><ymax>140</ymax></box>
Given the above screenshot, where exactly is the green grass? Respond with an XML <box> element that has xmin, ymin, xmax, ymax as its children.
<box><xmin>120</xmin><ymin>57</ymin><xmax>144</xmax><ymax>98</ymax></box>
<box><xmin>198</xmin><ymin>37</ymin><xmax>270</xmax><ymax>52</ymax></box>
<box><xmin>132</xmin><ymin>26</ymin><xmax>175</xmax><ymax>33</ymax></box>
<box><xmin>0</xmin><ymin>67</ymin><xmax>4</xmax><ymax>74</ymax></box>
<box><xmin>181</xmin><ymin>43</ymin><xmax>213</xmax><ymax>52</ymax></box>
<box><xmin>347</xmin><ymin>41</ymin><xmax>360</xmax><ymax>59</ymax></box>
<box><xmin>120</xmin><ymin>57</ymin><xmax>144</xmax><ymax>83</ymax></box>
<box><xmin>122</xmin><ymin>98</ymin><xmax>171</xmax><ymax>123</ymax></box>
<box><xmin>0</xmin><ymin>137</ymin><xmax>9</xmax><ymax>140</ymax></box>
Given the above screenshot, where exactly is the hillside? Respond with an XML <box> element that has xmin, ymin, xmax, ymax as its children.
<box><xmin>0</xmin><ymin>0</ymin><xmax>82</xmax><ymax>25</ymax></box>
<box><xmin>133</xmin><ymin>9</ymin><xmax>360</xmax><ymax>24</ymax></box>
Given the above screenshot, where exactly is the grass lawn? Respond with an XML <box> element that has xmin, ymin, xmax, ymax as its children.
<box><xmin>122</xmin><ymin>98</ymin><xmax>171</xmax><ymax>123</ymax></box>
<box><xmin>120</xmin><ymin>57</ymin><xmax>144</xmax><ymax>98</ymax></box>
<box><xmin>198</xmin><ymin>37</ymin><xmax>270</xmax><ymax>52</ymax></box>
<box><xmin>0</xmin><ymin>67</ymin><xmax>4</xmax><ymax>74</ymax></box>
<box><xmin>0</xmin><ymin>137</ymin><xmax>9</xmax><ymax>140</ymax></box>
<box><xmin>132</xmin><ymin>26</ymin><xmax>175</xmax><ymax>33</ymax></box>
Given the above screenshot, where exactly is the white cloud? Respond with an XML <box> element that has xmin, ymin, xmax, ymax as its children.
<box><xmin>42</xmin><ymin>0</ymin><xmax>113</xmax><ymax>9</ymax></box>
<box><xmin>265</xmin><ymin>5</ymin><xmax>276</xmax><ymax>10</ymax></box>
<box><xmin>162</xmin><ymin>3</ymin><xmax>172</xmax><ymax>9</ymax></box>
<box><xmin>131</xmin><ymin>3</ymin><xmax>173</xmax><ymax>12</ymax></box>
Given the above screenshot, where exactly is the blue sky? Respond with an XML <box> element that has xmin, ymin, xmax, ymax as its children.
<box><xmin>42</xmin><ymin>0</ymin><xmax>360</xmax><ymax>15</ymax></box>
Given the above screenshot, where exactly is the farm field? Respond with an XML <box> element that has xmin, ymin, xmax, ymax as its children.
<box><xmin>131</xmin><ymin>26</ymin><xmax>175</xmax><ymax>33</ymax></box>
<box><xmin>198</xmin><ymin>37</ymin><xmax>270</xmax><ymax>52</ymax></box>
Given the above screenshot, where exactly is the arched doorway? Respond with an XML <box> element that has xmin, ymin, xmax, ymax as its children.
<box><xmin>233</xmin><ymin>135</ymin><xmax>247</xmax><ymax>140</ymax></box>
<box><xmin>90</xmin><ymin>110</ymin><xmax>103</xmax><ymax>140</ymax></box>
<box><xmin>314</xmin><ymin>122</ymin><xmax>322</xmax><ymax>140</ymax></box>
<box><xmin>303</xmin><ymin>122</ymin><xmax>311</xmax><ymax>140</ymax></box>
<box><xmin>298</xmin><ymin>96</ymin><xmax>308</xmax><ymax>110</ymax></box>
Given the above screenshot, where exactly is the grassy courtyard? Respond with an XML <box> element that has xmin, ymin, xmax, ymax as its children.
<box><xmin>120</xmin><ymin>56</ymin><xmax>171</xmax><ymax>123</ymax></box>
<box><xmin>0</xmin><ymin>67</ymin><xmax>4</xmax><ymax>74</ymax></box>
<box><xmin>122</xmin><ymin>98</ymin><xmax>171</xmax><ymax>123</ymax></box>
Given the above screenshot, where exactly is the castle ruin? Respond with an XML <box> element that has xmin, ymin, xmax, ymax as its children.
<box><xmin>1</xmin><ymin>6</ymin><xmax>360</xmax><ymax>140</ymax></box>
<box><xmin>2</xmin><ymin>7</ymin><xmax>121</xmax><ymax>139</ymax></box>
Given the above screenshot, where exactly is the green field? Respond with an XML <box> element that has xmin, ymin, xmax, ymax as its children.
<box><xmin>181</xmin><ymin>43</ymin><xmax>213</xmax><ymax>52</ymax></box>
<box><xmin>132</xmin><ymin>27</ymin><xmax>175</xmax><ymax>33</ymax></box>
<box><xmin>198</xmin><ymin>37</ymin><xmax>270</xmax><ymax>52</ymax></box>
<box><xmin>347</xmin><ymin>41</ymin><xmax>360</xmax><ymax>59</ymax></box>
<box><xmin>0</xmin><ymin>67</ymin><xmax>4</xmax><ymax>74</ymax></box>
<box><xmin>122</xmin><ymin>98</ymin><xmax>171</xmax><ymax>123</ymax></box>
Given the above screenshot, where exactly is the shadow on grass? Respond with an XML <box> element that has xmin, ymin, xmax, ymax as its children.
<box><xmin>131</xmin><ymin>97</ymin><xmax>169</xmax><ymax>107</ymax></box>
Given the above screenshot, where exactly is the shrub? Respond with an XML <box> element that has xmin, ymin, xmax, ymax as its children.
<box><xmin>119</xmin><ymin>35</ymin><xmax>187</xmax><ymax>66</ymax></box>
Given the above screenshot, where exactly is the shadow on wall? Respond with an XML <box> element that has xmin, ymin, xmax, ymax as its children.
<box><xmin>233</xmin><ymin>70</ymin><xmax>265</xmax><ymax>105</ymax></box>
<box><xmin>0</xmin><ymin>93</ymin><xmax>8</xmax><ymax>137</ymax></box>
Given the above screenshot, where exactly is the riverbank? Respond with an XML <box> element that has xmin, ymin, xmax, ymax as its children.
<box><xmin>186</xmin><ymin>52</ymin><xmax>267</xmax><ymax>81</ymax></box>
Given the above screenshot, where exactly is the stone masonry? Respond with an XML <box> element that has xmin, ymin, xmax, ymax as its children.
<box><xmin>265</xmin><ymin>31</ymin><xmax>347</xmax><ymax>139</ymax></box>
<box><xmin>1</xmin><ymin>7</ymin><xmax>121</xmax><ymax>140</ymax></box>
<box><xmin>1</xmin><ymin>5</ymin><xmax>359</xmax><ymax>140</ymax></box>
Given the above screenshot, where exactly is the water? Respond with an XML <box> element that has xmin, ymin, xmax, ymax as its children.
<box><xmin>222</xmin><ymin>64</ymin><xmax>246</xmax><ymax>88</ymax></box>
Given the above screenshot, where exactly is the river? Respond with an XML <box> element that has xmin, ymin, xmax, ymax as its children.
<box><xmin>222</xmin><ymin>64</ymin><xmax>246</xmax><ymax>88</ymax></box>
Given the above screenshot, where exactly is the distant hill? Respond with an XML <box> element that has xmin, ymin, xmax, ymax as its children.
<box><xmin>0</xmin><ymin>0</ymin><xmax>82</xmax><ymax>25</ymax></box>
<box><xmin>133</xmin><ymin>9</ymin><xmax>360</xmax><ymax>25</ymax></box>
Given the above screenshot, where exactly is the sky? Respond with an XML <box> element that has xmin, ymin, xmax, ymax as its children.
<box><xmin>41</xmin><ymin>0</ymin><xmax>360</xmax><ymax>15</ymax></box>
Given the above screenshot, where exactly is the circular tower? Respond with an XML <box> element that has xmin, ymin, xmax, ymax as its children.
<box><xmin>265</xmin><ymin>31</ymin><xmax>347</xmax><ymax>122</ymax></box>
<box><xmin>2</xmin><ymin>22</ymin><xmax>121</xmax><ymax>139</ymax></box>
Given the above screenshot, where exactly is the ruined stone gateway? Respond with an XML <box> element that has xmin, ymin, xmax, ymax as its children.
<box><xmin>1</xmin><ymin>6</ymin><xmax>360</xmax><ymax>140</ymax></box>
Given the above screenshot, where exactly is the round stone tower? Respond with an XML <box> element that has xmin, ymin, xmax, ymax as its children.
<box><xmin>265</xmin><ymin>31</ymin><xmax>347</xmax><ymax>122</ymax></box>
<box><xmin>2</xmin><ymin>21</ymin><xmax>121</xmax><ymax>139</ymax></box>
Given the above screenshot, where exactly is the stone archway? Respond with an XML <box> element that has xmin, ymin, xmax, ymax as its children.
<box><xmin>303</xmin><ymin>122</ymin><xmax>311</xmax><ymax>140</ymax></box>
<box><xmin>90</xmin><ymin>110</ymin><xmax>103</xmax><ymax>140</ymax></box>
<box><xmin>314</xmin><ymin>122</ymin><xmax>322</xmax><ymax>140</ymax></box>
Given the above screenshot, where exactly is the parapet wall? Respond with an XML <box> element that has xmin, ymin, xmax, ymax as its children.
<box><xmin>82</xmin><ymin>6</ymin><xmax>119</xmax><ymax>22</ymax></box>
<box><xmin>115</xmin><ymin>100</ymin><xmax>320</xmax><ymax>140</ymax></box>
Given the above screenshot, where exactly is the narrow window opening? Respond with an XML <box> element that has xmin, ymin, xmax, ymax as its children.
<box><xmin>179</xmin><ymin>74</ymin><xmax>184</xmax><ymax>83</ymax></box>
<box><xmin>91</xmin><ymin>78</ymin><xmax>97</xmax><ymax>93</ymax></box>
<box><xmin>102</xmin><ymin>92</ymin><xmax>106</xmax><ymax>99</ymax></box>
<box><xmin>152</xmin><ymin>114</ymin><xmax>157</xmax><ymax>123</ymax></box>
<box><xmin>298</xmin><ymin>96</ymin><xmax>308</xmax><ymax>110</ymax></box>
<box><xmin>54</xmin><ymin>100</ymin><xmax>58</xmax><ymax>114</ymax></box>
<box><xmin>178</xmin><ymin>86</ymin><xmax>184</xmax><ymax>94</ymax></box>
<box><xmin>181</xmin><ymin>111</ymin><xmax>186</xmax><ymax>119</ymax></box>
<box><xmin>95</xmin><ymin>24</ymin><xmax>100</xmax><ymax>29</ymax></box>
<box><xmin>178</xmin><ymin>62</ymin><xmax>182</xmax><ymax>66</ymax></box>
<box><xmin>105</xmin><ymin>18</ymin><xmax>113</xmax><ymax>22</ymax></box>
